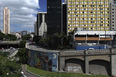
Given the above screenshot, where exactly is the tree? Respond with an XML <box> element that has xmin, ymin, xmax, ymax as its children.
<box><xmin>21</xmin><ymin>35</ymin><xmax>31</xmax><ymax>40</ymax></box>
<box><xmin>0</xmin><ymin>52</ymin><xmax>22</xmax><ymax>77</ymax></box>
<box><xmin>18</xmin><ymin>40</ymin><xmax>26</xmax><ymax>48</ymax></box>
<box><xmin>15</xmin><ymin>48</ymin><xmax>27</xmax><ymax>64</ymax></box>
<box><xmin>33</xmin><ymin>35</ymin><xmax>42</xmax><ymax>45</ymax></box>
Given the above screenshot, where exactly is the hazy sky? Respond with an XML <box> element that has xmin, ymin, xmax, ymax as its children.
<box><xmin>0</xmin><ymin>0</ymin><xmax>64</xmax><ymax>32</ymax></box>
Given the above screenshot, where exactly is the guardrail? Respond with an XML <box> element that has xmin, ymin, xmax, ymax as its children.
<box><xmin>60</xmin><ymin>49</ymin><xmax>116</xmax><ymax>56</ymax></box>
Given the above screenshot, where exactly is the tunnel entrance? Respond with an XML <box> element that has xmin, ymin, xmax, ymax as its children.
<box><xmin>65</xmin><ymin>58</ymin><xmax>85</xmax><ymax>73</ymax></box>
<box><xmin>89</xmin><ymin>60</ymin><xmax>111</xmax><ymax>75</ymax></box>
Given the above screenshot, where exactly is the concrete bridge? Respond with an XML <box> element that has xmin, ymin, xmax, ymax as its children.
<box><xmin>59</xmin><ymin>49</ymin><xmax>116</xmax><ymax>76</ymax></box>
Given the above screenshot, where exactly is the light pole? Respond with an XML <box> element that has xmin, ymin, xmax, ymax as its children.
<box><xmin>105</xmin><ymin>27</ymin><xmax>106</xmax><ymax>49</ymax></box>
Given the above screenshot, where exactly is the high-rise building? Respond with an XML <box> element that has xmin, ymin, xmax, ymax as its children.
<box><xmin>67</xmin><ymin>0</ymin><xmax>110</xmax><ymax>33</ymax></box>
<box><xmin>36</xmin><ymin>12</ymin><xmax>47</xmax><ymax>37</ymax></box>
<box><xmin>3</xmin><ymin>6</ymin><xmax>10</xmax><ymax>34</ymax></box>
<box><xmin>46</xmin><ymin>0</ymin><xmax>62</xmax><ymax>35</ymax></box>
<box><xmin>110</xmin><ymin>0</ymin><xmax>116</xmax><ymax>30</ymax></box>
<box><xmin>62</xmin><ymin>3</ymin><xmax>67</xmax><ymax>35</ymax></box>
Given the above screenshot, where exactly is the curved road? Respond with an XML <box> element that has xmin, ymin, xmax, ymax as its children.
<box><xmin>21</xmin><ymin>64</ymin><xmax>37</xmax><ymax>77</ymax></box>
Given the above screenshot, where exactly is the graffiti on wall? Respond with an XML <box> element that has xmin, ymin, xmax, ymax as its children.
<box><xmin>27</xmin><ymin>49</ymin><xmax>58</xmax><ymax>72</ymax></box>
<box><xmin>68</xmin><ymin>66</ymin><xmax>81</xmax><ymax>72</ymax></box>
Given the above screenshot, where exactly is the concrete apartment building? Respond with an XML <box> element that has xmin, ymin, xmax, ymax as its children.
<box><xmin>36</xmin><ymin>12</ymin><xmax>47</xmax><ymax>37</ymax></box>
<box><xmin>67</xmin><ymin>0</ymin><xmax>110</xmax><ymax>33</ymax></box>
<box><xmin>110</xmin><ymin>0</ymin><xmax>116</xmax><ymax>30</ymax></box>
<box><xmin>3</xmin><ymin>6</ymin><xmax>10</xmax><ymax>34</ymax></box>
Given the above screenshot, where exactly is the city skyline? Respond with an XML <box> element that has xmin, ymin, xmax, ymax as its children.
<box><xmin>0</xmin><ymin>0</ymin><xmax>65</xmax><ymax>33</ymax></box>
<box><xmin>0</xmin><ymin>0</ymin><xmax>40</xmax><ymax>32</ymax></box>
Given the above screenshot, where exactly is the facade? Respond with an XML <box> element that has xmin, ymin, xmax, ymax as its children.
<box><xmin>67</xmin><ymin>0</ymin><xmax>110</xmax><ymax>33</ymax></box>
<box><xmin>110</xmin><ymin>0</ymin><xmax>116</xmax><ymax>30</ymax></box>
<box><xmin>74</xmin><ymin>31</ymin><xmax>116</xmax><ymax>45</ymax></box>
<box><xmin>34</xmin><ymin>21</ymin><xmax>37</xmax><ymax>35</ymax></box>
<box><xmin>36</xmin><ymin>12</ymin><xmax>47</xmax><ymax>37</ymax></box>
<box><xmin>62</xmin><ymin>3</ymin><xmax>67</xmax><ymax>35</ymax></box>
<box><xmin>20</xmin><ymin>30</ymin><xmax>28</xmax><ymax>36</ymax></box>
<box><xmin>10</xmin><ymin>32</ymin><xmax>21</xmax><ymax>39</ymax></box>
<box><xmin>46</xmin><ymin>0</ymin><xmax>62</xmax><ymax>35</ymax></box>
<box><xmin>3</xmin><ymin>6</ymin><xmax>10</xmax><ymax>34</ymax></box>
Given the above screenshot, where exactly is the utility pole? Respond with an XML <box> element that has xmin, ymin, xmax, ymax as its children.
<box><xmin>105</xmin><ymin>27</ymin><xmax>106</xmax><ymax>49</ymax></box>
<box><xmin>0</xmin><ymin>4</ymin><xmax>1</xmax><ymax>31</ymax></box>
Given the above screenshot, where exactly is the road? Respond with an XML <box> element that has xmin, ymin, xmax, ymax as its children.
<box><xmin>21</xmin><ymin>64</ymin><xmax>37</xmax><ymax>77</ymax></box>
<box><xmin>26</xmin><ymin>43</ymin><xmax>59</xmax><ymax>53</ymax></box>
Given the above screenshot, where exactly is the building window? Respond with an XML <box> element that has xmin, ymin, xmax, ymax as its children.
<box><xmin>112</xmin><ymin>15</ymin><xmax>114</xmax><ymax>17</ymax></box>
<box><xmin>112</xmin><ymin>21</ymin><xmax>114</xmax><ymax>23</ymax></box>
<box><xmin>112</xmin><ymin>12</ymin><xmax>114</xmax><ymax>13</ymax></box>
<box><xmin>112</xmin><ymin>8</ymin><xmax>114</xmax><ymax>10</ymax></box>
<box><xmin>112</xmin><ymin>25</ymin><xmax>114</xmax><ymax>26</ymax></box>
<box><xmin>112</xmin><ymin>18</ymin><xmax>114</xmax><ymax>20</ymax></box>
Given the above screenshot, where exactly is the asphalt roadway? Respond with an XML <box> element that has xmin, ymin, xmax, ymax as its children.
<box><xmin>27</xmin><ymin>43</ymin><xmax>59</xmax><ymax>53</ymax></box>
<box><xmin>21</xmin><ymin>64</ymin><xmax>37</xmax><ymax>77</ymax></box>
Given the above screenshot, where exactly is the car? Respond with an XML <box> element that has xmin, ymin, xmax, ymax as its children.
<box><xmin>85</xmin><ymin>48</ymin><xmax>94</xmax><ymax>51</ymax></box>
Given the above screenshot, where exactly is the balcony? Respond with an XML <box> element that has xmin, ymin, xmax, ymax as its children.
<box><xmin>68</xmin><ymin>29</ymin><xmax>72</xmax><ymax>32</ymax></box>
<box><xmin>68</xmin><ymin>7</ymin><xmax>71</xmax><ymax>8</ymax></box>
<box><xmin>68</xmin><ymin>4</ymin><xmax>71</xmax><ymax>5</ymax></box>
<box><xmin>68</xmin><ymin>26</ymin><xmax>71</xmax><ymax>28</ymax></box>
<box><xmin>93</xmin><ymin>26</ymin><xmax>96</xmax><ymax>28</ymax></box>
<box><xmin>106</xmin><ymin>13</ymin><xmax>109</xmax><ymax>15</ymax></box>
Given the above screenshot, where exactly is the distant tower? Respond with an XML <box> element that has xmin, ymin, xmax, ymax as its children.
<box><xmin>3</xmin><ymin>6</ymin><xmax>10</xmax><ymax>34</ymax></box>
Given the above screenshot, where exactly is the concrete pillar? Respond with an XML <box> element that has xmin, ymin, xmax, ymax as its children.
<box><xmin>84</xmin><ymin>51</ymin><xmax>89</xmax><ymax>74</ymax></box>
<box><xmin>59</xmin><ymin>57</ymin><xmax>65</xmax><ymax>71</ymax></box>
<box><xmin>111</xmin><ymin>49</ymin><xmax>116</xmax><ymax>76</ymax></box>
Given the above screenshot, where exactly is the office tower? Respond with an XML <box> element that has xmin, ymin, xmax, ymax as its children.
<box><xmin>36</xmin><ymin>12</ymin><xmax>47</xmax><ymax>37</ymax></box>
<box><xmin>34</xmin><ymin>21</ymin><xmax>37</xmax><ymax>35</ymax></box>
<box><xmin>3</xmin><ymin>6</ymin><xmax>10</xmax><ymax>34</ymax></box>
<box><xmin>67</xmin><ymin>0</ymin><xmax>109</xmax><ymax>33</ymax></box>
<box><xmin>110</xmin><ymin>0</ymin><xmax>116</xmax><ymax>30</ymax></box>
<box><xmin>62</xmin><ymin>3</ymin><xmax>67</xmax><ymax>35</ymax></box>
<box><xmin>46</xmin><ymin>0</ymin><xmax>62</xmax><ymax>35</ymax></box>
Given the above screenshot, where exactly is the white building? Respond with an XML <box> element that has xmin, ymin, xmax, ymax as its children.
<box><xmin>3</xmin><ymin>6</ymin><xmax>10</xmax><ymax>34</ymax></box>
<box><xmin>35</xmin><ymin>12</ymin><xmax>47</xmax><ymax>37</ymax></box>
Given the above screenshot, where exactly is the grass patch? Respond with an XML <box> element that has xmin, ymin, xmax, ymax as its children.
<box><xmin>26</xmin><ymin>65</ymin><xmax>109</xmax><ymax>77</ymax></box>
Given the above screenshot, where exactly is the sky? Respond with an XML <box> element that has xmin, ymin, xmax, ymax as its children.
<box><xmin>0</xmin><ymin>0</ymin><xmax>64</xmax><ymax>32</ymax></box>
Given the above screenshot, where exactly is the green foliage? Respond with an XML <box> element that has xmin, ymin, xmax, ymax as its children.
<box><xmin>0</xmin><ymin>59</ymin><xmax>22</xmax><ymax>77</ymax></box>
<box><xmin>15</xmin><ymin>48</ymin><xmax>27</xmax><ymax>64</ymax></box>
<box><xmin>0</xmin><ymin>52</ymin><xmax>22</xmax><ymax>77</ymax></box>
<box><xmin>38</xmin><ymin>33</ymin><xmax>72</xmax><ymax>49</ymax></box>
<box><xmin>39</xmin><ymin>37</ymin><xmax>47</xmax><ymax>46</ymax></box>
<box><xmin>18</xmin><ymin>40</ymin><xmax>26</xmax><ymax>48</ymax></box>
<box><xmin>0</xmin><ymin>32</ymin><xmax>17</xmax><ymax>41</ymax></box>
<box><xmin>33</xmin><ymin>35</ymin><xmax>41</xmax><ymax>44</ymax></box>
<box><xmin>27</xmin><ymin>65</ymin><xmax>109</xmax><ymax>77</ymax></box>
<box><xmin>7</xmin><ymin>34</ymin><xmax>17</xmax><ymax>41</ymax></box>
<box><xmin>0</xmin><ymin>52</ymin><xmax>10</xmax><ymax>57</ymax></box>
<box><xmin>21</xmin><ymin>35</ymin><xmax>31</xmax><ymax>40</ymax></box>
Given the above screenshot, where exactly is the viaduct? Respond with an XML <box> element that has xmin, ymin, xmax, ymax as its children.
<box><xmin>59</xmin><ymin>49</ymin><xmax>116</xmax><ymax>76</ymax></box>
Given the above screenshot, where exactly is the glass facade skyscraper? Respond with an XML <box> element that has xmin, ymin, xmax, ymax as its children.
<box><xmin>46</xmin><ymin>0</ymin><xmax>62</xmax><ymax>35</ymax></box>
